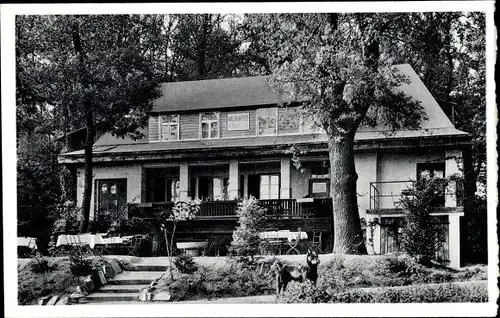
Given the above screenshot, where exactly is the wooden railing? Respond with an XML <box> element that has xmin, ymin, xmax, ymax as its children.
<box><xmin>198</xmin><ymin>201</ymin><xmax>239</xmax><ymax>217</ymax></box>
<box><xmin>128</xmin><ymin>198</ymin><xmax>332</xmax><ymax>220</ymax></box>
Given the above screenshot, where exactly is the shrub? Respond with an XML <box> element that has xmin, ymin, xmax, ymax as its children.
<box><xmin>112</xmin><ymin>217</ymin><xmax>154</xmax><ymax>236</ymax></box>
<box><xmin>230</xmin><ymin>197</ymin><xmax>266</xmax><ymax>257</ymax></box>
<box><xmin>174</xmin><ymin>254</ymin><xmax>198</xmax><ymax>274</ymax></box>
<box><xmin>52</xmin><ymin>201</ymin><xmax>80</xmax><ymax>234</ymax></box>
<box><xmin>69</xmin><ymin>253</ymin><xmax>93</xmax><ymax>276</ymax></box>
<box><xmin>399</xmin><ymin>178</ymin><xmax>455</xmax><ymax>265</ymax></box>
<box><xmin>328</xmin><ymin>281</ymin><xmax>488</xmax><ymax>303</ymax></box>
<box><xmin>282</xmin><ymin>280</ymin><xmax>488</xmax><ymax>303</ymax></box>
<box><xmin>18</xmin><ymin>258</ymin><xmax>80</xmax><ymax>305</ymax></box>
<box><xmin>156</xmin><ymin>260</ymin><xmax>274</xmax><ymax>301</ymax></box>
<box><xmin>28</xmin><ymin>255</ymin><xmax>52</xmax><ymax>273</ymax></box>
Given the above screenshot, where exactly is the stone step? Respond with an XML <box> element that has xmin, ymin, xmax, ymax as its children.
<box><xmin>99</xmin><ymin>284</ymin><xmax>149</xmax><ymax>293</ymax></box>
<box><xmin>86</xmin><ymin>292</ymin><xmax>139</xmax><ymax>302</ymax></box>
<box><xmin>127</xmin><ymin>264</ymin><xmax>169</xmax><ymax>271</ymax></box>
<box><xmin>108</xmin><ymin>271</ymin><xmax>165</xmax><ymax>285</ymax></box>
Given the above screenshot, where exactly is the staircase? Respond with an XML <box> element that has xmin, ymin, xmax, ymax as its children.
<box><xmin>83</xmin><ymin>264</ymin><xmax>168</xmax><ymax>304</ymax></box>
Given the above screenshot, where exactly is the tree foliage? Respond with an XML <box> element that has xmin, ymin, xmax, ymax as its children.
<box><xmin>398</xmin><ymin>178</ymin><xmax>451</xmax><ymax>266</ymax></box>
<box><xmin>241</xmin><ymin>13</ymin><xmax>426</xmax><ymax>254</ymax></box>
<box><xmin>16</xmin><ymin>15</ymin><xmax>161</xmax><ymax>232</ymax></box>
<box><xmin>230</xmin><ymin>196</ymin><xmax>266</xmax><ymax>257</ymax></box>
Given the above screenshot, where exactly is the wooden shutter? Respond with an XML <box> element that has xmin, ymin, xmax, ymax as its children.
<box><xmin>148</xmin><ymin>116</ymin><xmax>159</xmax><ymax>141</ymax></box>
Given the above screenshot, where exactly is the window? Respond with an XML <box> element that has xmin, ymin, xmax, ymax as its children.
<box><xmin>278</xmin><ymin>108</ymin><xmax>300</xmax><ymax>134</ymax></box>
<box><xmin>260</xmin><ymin>174</ymin><xmax>280</xmax><ymax>199</ymax></box>
<box><xmin>257</xmin><ymin>108</ymin><xmax>278</xmax><ymax>135</ymax></box>
<box><xmin>213</xmin><ymin>177</ymin><xmax>229</xmax><ymax>201</ymax></box>
<box><xmin>417</xmin><ymin>162</ymin><xmax>445</xmax><ymax>180</ymax></box>
<box><xmin>148</xmin><ymin>115</ymin><xmax>179</xmax><ymax>142</ymax></box>
<box><xmin>380</xmin><ymin>217</ymin><xmax>403</xmax><ymax>254</ymax></box>
<box><xmin>95</xmin><ymin>179</ymin><xmax>127</xmax><ymax>219</ymax></box>
<box><xmin>160</xmin><ymin>115</ymin><xmax>179</xmax><ymax>141</ymax></box>
<box><xmin>151</xmin><ymin>178</ymin><xmax>179</xmax><ymax>202</ymax></box>
<box><xmin>300</xmin><ymin>114</ymin><xmax>324</xmax><ymax>134</ymax></box>
<box><xmin>309</xmin><ymin>164</ymin><xmax>330</xmax><ymax>197</ymax></box>
<box><xmin>200</xmin><ymin>112</ymin><xmax>220</xmax><ymax>139</ymax></box>
<box><xmin>417</xmin><ymin>162</ymin><xmax>446</xmax><ymax>206</ymax></box>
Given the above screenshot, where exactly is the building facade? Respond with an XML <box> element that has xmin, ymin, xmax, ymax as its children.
<box><xmin>58</xmin><ymin>64</ymin><xmax>472</xmax><ymax>267</ymax></box>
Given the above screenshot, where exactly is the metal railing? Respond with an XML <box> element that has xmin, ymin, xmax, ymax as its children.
<box><xmin>369</xmin><ymin>180</ymin><xmax>464</xmax><ymax>211</ymax></box>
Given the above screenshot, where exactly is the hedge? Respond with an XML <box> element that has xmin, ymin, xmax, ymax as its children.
<box><xmin>329</xmin><ymin>281</ymin><xmax>488</xmax><ymax>303</ymax></box>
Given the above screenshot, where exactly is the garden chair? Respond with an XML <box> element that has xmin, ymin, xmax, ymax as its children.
<box><xmin>309</xmin><ymin>229</ymin><xmax>323</xmax><ymax>254</ymax></box>
<box><xmin>123</xmin><ymin>235</ymin><xmax>144</xmax><ymax>256</ymax></box>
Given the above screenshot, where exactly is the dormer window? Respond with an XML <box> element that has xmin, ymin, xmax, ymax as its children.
<box><xmin>257</xmin><ymin>107</ymin><xmax>278</xmax><ymax>135</ymax></box>
<box><xmin>200</xmin><ymin>112</ymin><xmax>220</xmax><ymax>139</ymax></box>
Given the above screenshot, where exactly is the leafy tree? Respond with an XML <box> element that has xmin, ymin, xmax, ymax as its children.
<box><xmin>160</xmin><ymin>200</ymin><xmax>200</xmax><ymax>280</ymax></box>
<box><xmin>168</xmin><ymin>14</ymin><xmax>247</xmax><ymax>80</ymax></box>
<box><xmin>16</xmin><ymin>15</ymin><xmax>161</xmax><ymax>232</ymax></box>
<box><xmin>383</xmin><ymin>12</ymin><xmax>487</xmax><ymax>263</ymax></box>
<box><xmin>242</xmin><ymin>13</ymin><xmax>425</xmax><ymax>254</ymax></box>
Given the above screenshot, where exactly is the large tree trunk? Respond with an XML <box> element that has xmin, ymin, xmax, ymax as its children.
<box><xmin>72</xmin><ymin>18</ymin><xmax>94</xmax><ymax>233</ymax></box>
<box><xmin>328</xmin><ymin>132</ymin><xmax>367</xmax><ymax>254</ymax></box>
<box><xmin>197</xmin><ymin>14</ymin><xmax>209</xmax><ymax>79</ymax></box>
<box><xmin>79</xmin><ymin>112</ymin><xmax>95</xmax><ymax>233</ymax></box>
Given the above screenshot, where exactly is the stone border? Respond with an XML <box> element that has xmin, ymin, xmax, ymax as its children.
<box><xmin>138</xmin><ymin>271</ymin><xmax>170</xmax><ymax>302</ymax></box>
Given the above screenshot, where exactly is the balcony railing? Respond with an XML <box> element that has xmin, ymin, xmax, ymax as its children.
<box><xmin>369</xmin><ymin>180</ymin><xmax>464</xmax><ymax>211</ymax></box>
<box><xmin>128</xmin><ymin>198</ymin><xmax>333</xmax><ymax>220</ymax></box>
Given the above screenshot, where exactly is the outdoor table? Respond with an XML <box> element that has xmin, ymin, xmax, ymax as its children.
<box><xmin>258</xmin><ymin>231</ymin><xmax>308</xmax><ymax>254</ymax></box>
<box><xmin>56</xmin><ymin>233</ymin><xmax>105</xmax><ymax>249</ymax></box>
<box><xmin>17</xmin><ymin>237</ymin><xmax>38</xmax><ymax>250</ymax></box>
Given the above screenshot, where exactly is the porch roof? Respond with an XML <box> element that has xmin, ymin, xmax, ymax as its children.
<box><xmin>59</xmin><ymin>127</ymin><xmax>470</xmax><ymax>163</ymax></box>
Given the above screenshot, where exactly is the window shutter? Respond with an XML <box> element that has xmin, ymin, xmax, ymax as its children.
<box><xmin>148</xmin><ymin>116</ymin><xmax>159</xmax><ymax>141</ymax></box>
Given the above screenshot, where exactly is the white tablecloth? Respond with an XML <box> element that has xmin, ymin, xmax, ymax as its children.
<box><xmin>259</xmin><ymin>231</ymin><xmax>308</xmax><ymax>242</ymax></box>
<box><xmin>56</xmin><ymin>234</ymin><xmax>105</xmax><ymax>249</ymax></box>
<box><xmin>18</xmin><ymin>237</ymin><xmax>38</xmax><ymax>249</ymax></box>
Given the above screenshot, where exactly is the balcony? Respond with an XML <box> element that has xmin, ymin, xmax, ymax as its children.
<box><xmin>368</xmin><ymin>180</ymin><xmax>464</xmax><ymax>214</ymax></box>
<box><xmin>129</xmin><ymin>198</ymin><xmax>333</xmax><ymax>220</ymax></box>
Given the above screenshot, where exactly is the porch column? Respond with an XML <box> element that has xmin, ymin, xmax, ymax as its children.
<box><xmin>445</xmin><ymin>150</ymin><xmax>463</xmax><ymax>208</ymax></box>
<box><xmin>179</xmin><ymin>162</ymin><xmax>189</xmax><ymax>201</ymax></box>
<box><xmin>280</xmin><ymin>158</ymin><xmax>291</xmax><ymax>199</ymax></box>
<box><xmin>228</xmin><ymin>160</ymin><xmax>239</xmax><ymax>200</ymax></box>
<box><xmin>448</xmin><ymin>213</ymin><xmax>462</xmax><ymax>268</ymax></box>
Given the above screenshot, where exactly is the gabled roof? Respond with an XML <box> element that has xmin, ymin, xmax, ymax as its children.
<box><xmin>59</xmin><ymin>64</ymin><xmax>470</xmax><ymax>162</ymax></box>
<box><xmin>151</xmin><ymin>75</ymin><xmax>285</xmax><ymax>113</ymax></box>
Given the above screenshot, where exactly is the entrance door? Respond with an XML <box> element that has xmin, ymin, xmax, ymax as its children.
<box><xmin>96</xmin><ymin>179</ymin><xmax>127</xmax><ymax>219</ymax></box>
<box><xmin>248</xmin><ymin>174</ymin><xmax>260</xmax><ymax>199</ymax></box>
